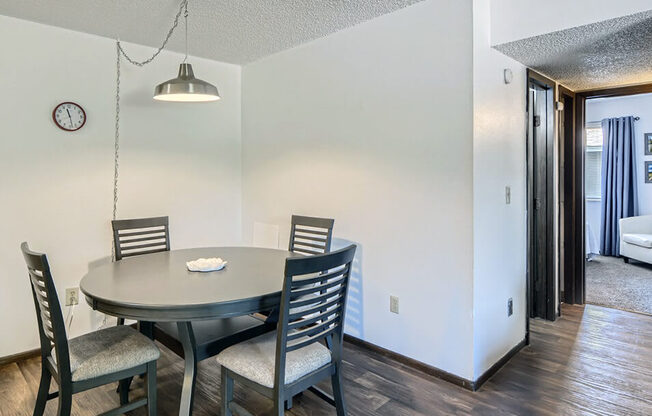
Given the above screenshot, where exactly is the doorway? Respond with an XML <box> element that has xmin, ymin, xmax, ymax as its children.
<box><xmin>582</xmin><ymin>91</ymin><xmax>652</xmax><ymax>315</ymax></box>
<box><xmin>527</xmin><ymin>70</ymin><xmax>556</xmax><ymax>321</ymax></box>
<box><xmin>564</xmin><ymin>83</ymin><xmax>652</xmax><ymax>315</ymax></box>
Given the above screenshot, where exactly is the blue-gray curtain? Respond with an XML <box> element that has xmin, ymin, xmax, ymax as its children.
<box><xmin>599</xmin><ymin>116</ymin><xmax>638</xmax><ymax>256</ymax></box>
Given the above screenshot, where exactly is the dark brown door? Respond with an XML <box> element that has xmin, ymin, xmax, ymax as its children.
<box><xmin>528</xmin><ymin>74</ymin><xmax>556</xmax><ymax>321</ymax></box>
<box><xmin>559</xmin><ymin>87</ymin><xmax>584</xmax><ymax>305</ymax></box>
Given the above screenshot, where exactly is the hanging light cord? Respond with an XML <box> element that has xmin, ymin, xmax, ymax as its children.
<box><xmin>112</xmin><ymin>0</ymin><xmax>188</xmax><ymax>259</ymax></box>
<box><xmin>103</xmin><ymin>0</ymin><xmax>188</xmax><ymax>328</ymax></box>
<box><xmin>113</xmin><ymin>41</ymin><xmax>121</xmax><ymax>226</ymax></box>
<box><xmin>184</xmin><ymin>3</ymin><xmax>189</xmax><ymax>63</ymax></box>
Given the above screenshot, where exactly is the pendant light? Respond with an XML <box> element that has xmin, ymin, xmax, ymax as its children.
<box><xmin>154</xmin><ymin>2</ymin><xmax>220</xmax><ymax>102</ymax></box>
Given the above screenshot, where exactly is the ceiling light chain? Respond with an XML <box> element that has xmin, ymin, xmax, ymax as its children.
<box><xmin>113</xmin><ymin>40</ymin><xmax>121</xmax><ymax>226</ymax></box>
<box><xmin>184</xmin><ymin>2</ymin><xmax>189</xmax><ymax>63</ymax></box>
<box><xmin>112</xmin><ymin>0</ymin><xmax>188</xmax><ymax>261</ymax></box>
<box><xmin>116</xmin><ymin>0</ymin><xmax>188</xmax><ymax>67</ymax></box>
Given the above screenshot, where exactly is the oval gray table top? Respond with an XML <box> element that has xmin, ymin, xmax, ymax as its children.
<box><xmin>80</xmin><ymin>247</ymin><xmax>300</xmax><ymax>321</ymax></box>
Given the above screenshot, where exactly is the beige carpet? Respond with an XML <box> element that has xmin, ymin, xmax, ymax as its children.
<box><xmin>585</xmin><ymin>255</ymin><xmax>652</xmax><ymax>315</ymax></box>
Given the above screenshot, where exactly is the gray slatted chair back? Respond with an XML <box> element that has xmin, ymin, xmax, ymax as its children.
<box><xmin>274</xmin><ymin>245</ymin><xmax>356</xmax><ymax>387</ymax></box>
<box><xmin>289</xmin><ymin>215</ymin><xmax>334</xmax><ymax>255</ymax></box>
<box><xmin>112</xmin><ymin>216</ymin><xmax>170</xmax><ymax>261</ymax></box>
<box><xmin>22</xmin><ymin>242</ymin><xmax>158</xmax><ymax>416</ymax></box>
<box><xmin>21</xmin><ymin>242</ymin><xmax>71</xmax><ymax>378</ymax></box>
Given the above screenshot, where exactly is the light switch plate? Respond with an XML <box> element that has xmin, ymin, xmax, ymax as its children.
<box><xmin>505</xmin><ymin>186</ymin><xmax>511</xmax><ymax>205</ymax></box>
<box><xmin>390</xmin><ymin>296</ymin><xmax>399</xmax><ymax>314</ymax></box>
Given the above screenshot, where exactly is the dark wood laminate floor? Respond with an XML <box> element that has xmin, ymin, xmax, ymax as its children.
<box><xmin>1</xmin><ymin>304</ymin><xmax>650</xmax><ymax>416</ymax></box>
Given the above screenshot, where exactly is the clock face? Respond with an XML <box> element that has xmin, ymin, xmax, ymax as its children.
<box><xmin>53</xmin><ymin>102</ymin><xmax>86</xmax><ymax>131</ymax></box>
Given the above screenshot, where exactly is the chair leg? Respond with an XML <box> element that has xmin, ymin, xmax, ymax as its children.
<box><xmin>116</xmin><ymin>376</ymin><xmax>134</xmax><ymax>396</ymax></box>
<box><xmin>118</xmin><ymin>378</ymin><xmax>130</xmax><ymax>405</ymax></box>
<box><xmin>220</xmin><ymin>369</ymin><xmax>233</xmax><ymax>416</ymax></box>
<box><xmin>33</xmin><ymin>366</ymin><xmax>51</xmax><ymax>416</ymax></box>
<box><xmin>56</xmin><ymin>388</ymin><xmax>72</xmax><ymax>416</ymax></box>
<box><xmin>117</xmin><ymin>317</ymin><xmax>125</xmax><ymax>325</ymax></box>
<box><xmin>137</xmin><ymin>321</ymin><xmax>153</xmax><ymax>381</ymax></box>
<box><xmin>273</xmin><ymin>397</ymin><xmax>285</xmax><ymax>416</ymax></box>
<box><xmin>138</xmin><ymin>321</ymin><xmax>154</xmax><ymax>340</ymax></box>
<box><xmin>331</xmin><ymin>365</ymin><xmax>347</xmax><ymax>416</ymax></box>
<box><xmin>285</xmin><ymin>395</ymin><xmax>293</xmax><ymax>410</ymax></box>
<box><xmin>286</xmin><ymin>391</ymin><xmax>303</xmax><ymax>408</ymax></box>
<box><xmin>146</xmin><ymin>361</ymin><xmax>157</xmax><ymax>416</ymax></box>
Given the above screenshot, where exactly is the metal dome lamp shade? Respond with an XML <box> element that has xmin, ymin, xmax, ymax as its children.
<box><xmin>153</xmin><ymin>2</ymin><xmax>220</xmax><ymax>102</ymax></box>
<box><xmin>154</xmin><ymin>63</ymin><xmax>219</xmax><ymax>102</ymax></box>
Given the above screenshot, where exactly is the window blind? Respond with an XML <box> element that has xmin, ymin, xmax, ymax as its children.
<box><xmin>585</xmin><ymin>125</ymin><xmax>603</xmax><ymax>199</ymax></box>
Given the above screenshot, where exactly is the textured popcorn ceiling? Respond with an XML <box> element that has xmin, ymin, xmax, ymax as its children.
<box><xmin>495</xmin><ymin>10</ymin><xmax>652</xmax><ymax>91</ymax></box>
<box><xmin>0</xmin><ymin>0</ymin><xmax>424</xmax><ymax>64</ymax></box>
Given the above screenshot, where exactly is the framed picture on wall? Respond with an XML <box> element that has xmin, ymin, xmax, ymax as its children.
<box><xmin>647</xmin><ymin>161</ymin><xmax>652</xmax><ymax>184</ymax></box>
<box><xmin>646</xmin><ymin>133</ymin><xmax>652</xmax><ymax>156</ymax></box>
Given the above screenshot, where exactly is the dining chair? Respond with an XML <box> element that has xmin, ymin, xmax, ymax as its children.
<box><xmin>112</xmin><ymin>216</ymin><xmax>170</xmax><ymax>326</ymax></box>
<box><xmin>21</xmin><ymin>242</ymin><xmax>159</xmax><ymax>416</ymax></box>
<box><xmin>249</xmin><ymin>215</ymin><xmax>335</xmax><ymax>410</ymax></box>
<box><xmin>255</xmin><ymin>215</ymin><xmax>335</xmax><ymax>329</ymax></box>
<box><xmin>289</xmin><ymin>215</ymin><xmax>334</xmax><ymax>255</ymax></box>
<box><xmin>111</xmin><ymin>217</ymin><xmax>274</xmax><ymax>400</ymax></box>
<box><xmin>217</xmin><ymin>244</ymin><xmax>357</xmax><ymax>416</ymax></box>
<box><xmin>287</xmin><ymin>214</ymin><xmax>336</xmax><ymax>325</ymax></box>
<box><xmin>112</xmin><ymin>216</ymin><xmax>170</xmax><ymax>261</ymax></box>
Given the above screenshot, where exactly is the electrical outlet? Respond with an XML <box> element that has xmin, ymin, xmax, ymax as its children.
<box><xmin>65</xmin><ymin>288</ymin><xmax>79</xmax><ymax>306</ymax></box>
<box><xmin>507</xmin><ymin>298</ymin><xmax>513</xmax><ymax>317</ymax></box>
<box><xmin>390</xmin><ymin>296</ymin><xmax>399</xmax><ymax>314</ymax></box>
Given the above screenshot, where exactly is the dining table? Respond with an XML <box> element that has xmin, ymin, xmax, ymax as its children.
<box><xmin>80</xmin><ymin>246</ymin><xmax>300</xmax><ymax>416</ymax></box>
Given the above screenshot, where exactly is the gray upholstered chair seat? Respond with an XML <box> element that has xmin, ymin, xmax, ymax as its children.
<box><xmin>216</xmin><ymin>331</ymin><xmax>331</xmax><ymax>388</ymax></box>
<box><xmin>55</xmin><ymin>325</ymin><xmax>160</xmax><ymax>381</ymax></box>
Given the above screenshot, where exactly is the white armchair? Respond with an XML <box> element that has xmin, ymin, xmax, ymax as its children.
<box><xmin>619</xmin><ymin>215</ymin><xmax>652</xmax><ymax>265</ymax></box>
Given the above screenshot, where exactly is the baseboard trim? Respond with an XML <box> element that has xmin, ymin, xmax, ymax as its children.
<box><xmin>472</xmin><ymin>338</ymin><xmax>527</xmax><ymax>390</ymax></box>
<box><xmin>3</xmin><ymin>332</ymin><xmax>525</xmax><ymax>391</ymax></box>
<box><xmin>343</xmin><ymin>334</ymin><xmax>474</xmax><ymax>390</ymax></box>
<box><xmin>343</xmin><ymin>334</ymin><xmax>526</xmax><ymax>391</ymax></box>
<box><xmin>0</xmin><ymin>348</ymin><xmax>41</xmax><ymax>366</ymax></box>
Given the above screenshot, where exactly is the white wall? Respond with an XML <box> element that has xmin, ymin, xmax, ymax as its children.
<box><xmin>472</xmin><ymin>0</ymin><xmax>527</xmax><ymax>379</ymax></box>
<box><xmin>585</xmin><ymin>93</ymin><xmax>652</xmax><ymax>240</ymax></box>
<box><xmin>241</xmin><ymin>0</ymin><xmax>476</xmax><ymax>379</ymax></box>
<box><xmin>490</xmin><ymin>0</ymin><xmax>652</xmax><ymax>45</ymax></box>
<box><xmin>0</xmin><ymin>15</ymin><xmax>242</xmax><ymax>357</ymax></box>
<box><xmin>1</xmin><ymin>1</ymin><xmax>532</xmax><ymax>381</ymax></box>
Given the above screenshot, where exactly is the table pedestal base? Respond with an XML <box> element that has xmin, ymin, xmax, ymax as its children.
<box><xmin>177</xmin><ymin>321</ymin><xmax>197</xmax><ymax>416</ymax></box>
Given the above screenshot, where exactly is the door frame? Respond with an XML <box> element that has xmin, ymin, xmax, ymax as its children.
<box><xmin>558</xmin><ymin>85</ymin><xmax>583</xmax><ymax>305</ymax></box>
<box><xmin>526</xmin><ymin>69</ymin><xmax>558</xmax><ymax>329</ymax></box>
<box><xmin>567</xmin><ymin>82</ymin><xmax>652</xmax><ymax>304</ymax></box>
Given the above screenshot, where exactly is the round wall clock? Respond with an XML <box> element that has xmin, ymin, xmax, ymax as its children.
<box><xmin>52</xmin><ymin>102</ymin><xmax>86</xmax><ymax>131</ymax></box>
